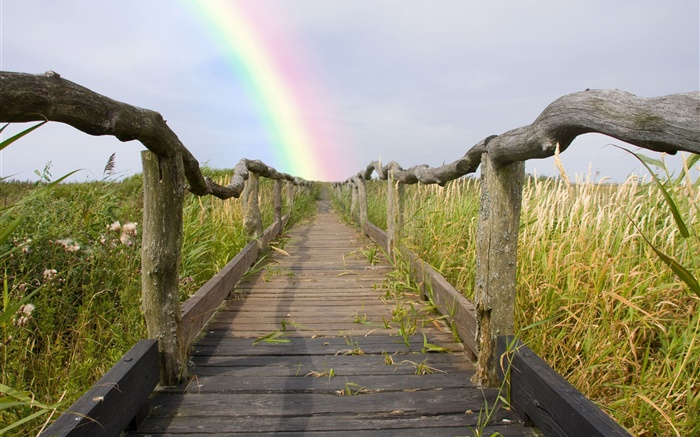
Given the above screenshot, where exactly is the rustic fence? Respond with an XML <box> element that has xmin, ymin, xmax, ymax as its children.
<box><xmin>1</xmin><ymin>71</ymin><xmax>313</xmax><ymax>435</ymax></box>
<box><xmin>2</xmin><ymin>71</ymin><xmax>699</xmax><ymax>435</ymax></box>
<box><xmin>336</xmin><ymin>89</ymin><xmax>698</xmax><ymax>435</ymax></box>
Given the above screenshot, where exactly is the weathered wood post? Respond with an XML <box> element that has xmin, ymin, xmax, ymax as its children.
<box><xmin>473</xmin><ymin>153</ymin><xmax>525</xmax><ymax>387</ymax></box>
<box><xmin>243</xmin><ymin>171</ymin><xmax>263</xmax><ymax>246</ymax></box>
<box><xmin>334</xmin><ymin>183</ymin><xmax>342</xmax><ymax>199</ymax></box>
<box><xmin>286</xmin><ymin>180</ymin><xmax>294</xmax><ymax>214</ymax></box>
<box><xmin>273</xmin><ymin>179</ymin><xmax>283</xmax><ymax>224</ymax></box>
<box><xmin>355</xmin><ymin>176</ymin><xmax>368</xmax><ymax>228</ymax></box>
<box><xmin>386</xmin><ymin>169</ymin><xmax>405</xmax><ymax>261</ymax></box>
<box><xmin>350</xmin><ymin>180</ymin><xmax>359</xmax><ymax>223</ymax></box>
<box><xmin>141</xmin><ymin>150</ymin><xmax>186</xmax><ymax>386</ymax></box>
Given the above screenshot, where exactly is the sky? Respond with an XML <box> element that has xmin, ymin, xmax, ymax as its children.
<box><xmin>1</xmin><ymin>1</ymin><xmax>698</xmax><ymax>183</ymax></box>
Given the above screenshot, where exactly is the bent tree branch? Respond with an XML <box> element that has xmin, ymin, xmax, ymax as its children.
<box><xmin>0</xmin><ymin>71</ymin><xmax>304</xmax><ymax>197</ymax></box>
<box><xmin>354</xmin><ymin>89</ymin><xmax>699</xmax><ymax>184</ymax></box>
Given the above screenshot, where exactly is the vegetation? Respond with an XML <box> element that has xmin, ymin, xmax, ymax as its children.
<box><xmin>0</xmin><ymin>149</ymin><xmax>318</xmax><ymax>434</ymax></box>
<box><xmin>337</xmin><ymin>154</ymin><xmax>699</xmax><ymax>436</ymax></box>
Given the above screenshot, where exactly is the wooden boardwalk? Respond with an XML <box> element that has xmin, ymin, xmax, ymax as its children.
<box><xmin>127</xmin><ymin>200</ymin><xmax>537</xmax><ymax>436</ymax></box>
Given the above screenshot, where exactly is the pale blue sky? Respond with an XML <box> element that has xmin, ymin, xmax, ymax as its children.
<box><xmin>1</xmin><ymin>1</ymin><xmax>698</xmax><ymax>182</ymax></box>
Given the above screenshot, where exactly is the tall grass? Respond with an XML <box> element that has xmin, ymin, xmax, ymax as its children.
<box><xmin>348</xmin><ymin>156</ymin><xmax>699</xmax><ymax>436</ymax></box>
<box><xmin>0</xmin><ymin>169</ymin><xmax>318</xmax><ymax>435</ymax></box>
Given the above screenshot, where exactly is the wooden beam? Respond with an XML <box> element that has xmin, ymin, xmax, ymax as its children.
<box><xmin>497</xmin><ymin>336</ymin><xmax>631</xmax><ymax>436</ymax></box>
<box><xmin>181</xmin><ymin>241</ymin><xmax>258</xmax><ymax>346</ymax></box>
<box><xmin>362</xmin><ymin>221</ymin><xmax>389</xmax><ymax>255</ymax></box>
<box><xmin>360</xmin><ymin>224</ymin><xmax>478</xmax><ymax>360</ymax></box>
<box><xmin>473</xmin><ymin>153</ymin><xmax>525</xmax><ymax>387</ymax></box>
<box><xmin>39</xmin><ymin>340</ymin><xmax>159</xmax><ymax>437</ymax></box>
<box><xmin>140</xmin><ymin>150</ymin><xmax>186</xmax><ymax>386</ymax></box>
<box><xmin>401</xmin><ymin>248</ymin><xmax>478</xmax><ymax>360</ymax></box>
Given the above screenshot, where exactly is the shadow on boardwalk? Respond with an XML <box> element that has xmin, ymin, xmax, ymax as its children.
<box><xmin>126</xmin><ymin>199</ymin><xmax>537</xmax><ymax>436</ymax></box>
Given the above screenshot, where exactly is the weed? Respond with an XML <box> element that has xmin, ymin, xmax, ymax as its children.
<box><xmin>252</xmin><ymin>330</ymin><xmax>290</xmax><ymax>345</ymax></box>
<box><xmin>336</xmin><ymin>336</ymin><xmax>364</xmax><ymax>355</ymax></box>
<box><xmin>0</xmin><ymin>162</ymin><xmax>318</xmax><ymax>434</ymax></box>
<box><xmin>421</xmin><ymin>333</ymin><xmax>449</xmax><ymax>353</ymax></box>
<box><xmin>383</xmin><ymin>352</ymin><xmax>395</xmax><ymax>365</ymax></box>
<box><xmin>336</xmin><ymin>381</ymin><xmax>367</xmax><ymax>396</ymax></box>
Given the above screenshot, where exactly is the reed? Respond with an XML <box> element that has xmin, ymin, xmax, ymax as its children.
<box><xmin>355</xmin><ymin>155</ymin><xmax>699</xmax><ymax>436</ymax></box>
<box><xmin>0</xmin><ymin>168</ymin><xmax>317</xmax><ymax>435</ymax></box>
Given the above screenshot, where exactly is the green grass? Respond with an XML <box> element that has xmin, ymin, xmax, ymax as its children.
<box><xmin>338</xmin><ymin>154</ymin><xmax>699</xmax><ymax>436</ymax></box>
<box><xmin>0</xmin><ymin>169</ymin><xmax>318</xmax><ymax>435</ymax></box>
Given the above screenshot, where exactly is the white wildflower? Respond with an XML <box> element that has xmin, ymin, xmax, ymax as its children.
<box><xmin>13</xmin><ymin>304</ymin><xmax>35</xmax><ymax>326</ymax></box>
<box><xmin>57</xmin><ymin>239</ymin><xmax>80</xmax><ymax>252</ymax></box>
<box><xmin>108</xmin><ymin>221</ymin><xmax>121</xmax><ymax>232</ymax></box>
<box><xmin>120</xmin><ymin>233</ymin><xmax>133</xmax><ymax>246</ymax></box>
<box><xmin>43</xmin><ymin>269</ymin><xmax>57</xmax><ymax>280</ymax></box>
<box><xmin>21</xmin><ymin>238</ymin><xmax>32</xmax><ymax>253</ymax></box>
<box><xmin>122</xmin><ymin>222</ymin><xmax>138</xmax><ymax>237</ymax></box>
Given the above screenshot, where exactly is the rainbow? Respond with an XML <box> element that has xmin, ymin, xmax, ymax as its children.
<box><xmin>181</xmin><ymin>0</ymin><xmax>346</xmax><ymax>181</ymax></box>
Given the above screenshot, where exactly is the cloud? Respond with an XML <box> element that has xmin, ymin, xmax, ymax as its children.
<box><xmin>1</xmin><ymin>0</ymin><xmax>697</xmax><ymax>182</ymax></box>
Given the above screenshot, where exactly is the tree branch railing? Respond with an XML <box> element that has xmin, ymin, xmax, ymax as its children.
<box><xmin>0</xmin><ymin>71</ymin><xmax>312</xmax><ymax>390</ymax></box>
<box><xmin>0</xmin><ymin>71</ymin><xmax>308</xmax><ymax>198</ymax></box>
<box><xmin>337</xmin><ymin>88</ymin><xmax>698</xmax><ymax>435</ymax></box>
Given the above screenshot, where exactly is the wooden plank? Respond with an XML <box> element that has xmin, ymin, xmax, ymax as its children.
<box><xmin>190</xmin><ymin>351</ymin><xmax>475</xmax><ymax>369</ymax></box>
<box><xmin>497</xmin><ymin>336</ymin><xmax>631</xmax><ymax>437</ymax></box>
<box><xmin>135</xmin><ymin>413</ymin><xmax>531</xmax><ymax>436</ymax></box>
<box><xmin>162</xmin><ymin>373</ymin><xmax>476</xmax><ymax>394</ymax></box>
<box><xmin>189</xmin><ymin>358</ymin><xmax>473</xmax><ymax>376</ymax></box>
<box><xmin>40</xmin><ymin>340</ymin><xmax>159</xmax><ymax>437</ymax></box>
<box><xmin>191</xmin><ymin>335</ymin><xmax>462</xmax><ymax>355</ymax></box>
<box><xmin>199</xmin><ymin>330</ymin><xmax>454</xmax><ymax>339</ymax></box>
<box><xmin>144</xmin><ymin>388</ymin><xmax>496</xmax><ymax>417</ymax></box>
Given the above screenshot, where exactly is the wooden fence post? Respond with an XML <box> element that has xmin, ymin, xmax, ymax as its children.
<box><xmin>355</xmin><ymin>176</ymin><xmax>368</xmax><ymax>227</ymax></box>
<box><xmin>350</xmin><ymin>181</ymin><xmax>359</xmax><ymax>223</ymax></box>
<box><xmin>141</xmin><ymin>150</ymin><xmax>186</xmax><ymax>386</ymax></box>
<box><xmin>286</xmin><ymin>180</ymin><xmax>294</xmax><ymax>214</ymax></box>
<box><xmin>273</xmin><ymin>179</ymin><xmax>282</xmax><ymax>224</ymax></box>
<box><xmin>386</xmin><ymin>169</ymin><xmax>405</xmax><ymax>261</ymax></box>
<box><xmin>243</xmin><ymin>171</ymin><xmax>263</xmax><ymax>245</ymax></box>
<box><xmin>473</xmin><ymin>152</ymin><xmax>525</xmax><ymax>387</ymax></box>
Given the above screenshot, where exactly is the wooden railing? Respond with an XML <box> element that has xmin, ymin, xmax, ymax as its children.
<box><xmin>40</xmin><ymin>217</ymin><xmax>292</xmax><ymax>437</ymax></box>
<box><xmin>336</xmin><ymin>88</ymin><xmax>698</xmax><ymax>436</ymax></box>
<box><xmin>2</xmin><ymin>72</ymin><xmax>698</xmax><ymax>435</ymax></box>
<box><xmin>0</xmin><ymin>71</ymin><xmax>312</xmax><ymax>435</ymax></box>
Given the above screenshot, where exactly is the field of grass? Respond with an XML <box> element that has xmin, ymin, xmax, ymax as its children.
<box><xmin>0</xmin><ymin>168</ymin><xmax>318</xmax><ymax>435</ymax></box>
<box><xmin>338</xmin><ymin>155</ymin><xmax>699</xmax><ymax>436</ymax></box>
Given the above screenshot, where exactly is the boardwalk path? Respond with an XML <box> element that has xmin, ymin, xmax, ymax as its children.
<box><xmin>128</xmin><ymin>199</ymin><xmax>536</xmax><ymax>436</ymax></box>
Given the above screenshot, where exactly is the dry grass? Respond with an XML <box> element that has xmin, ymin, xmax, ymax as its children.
<box><xmin>349</xmin><ymin>155</ymin><xmax>699</xmax><ymax>436</ymax></box>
